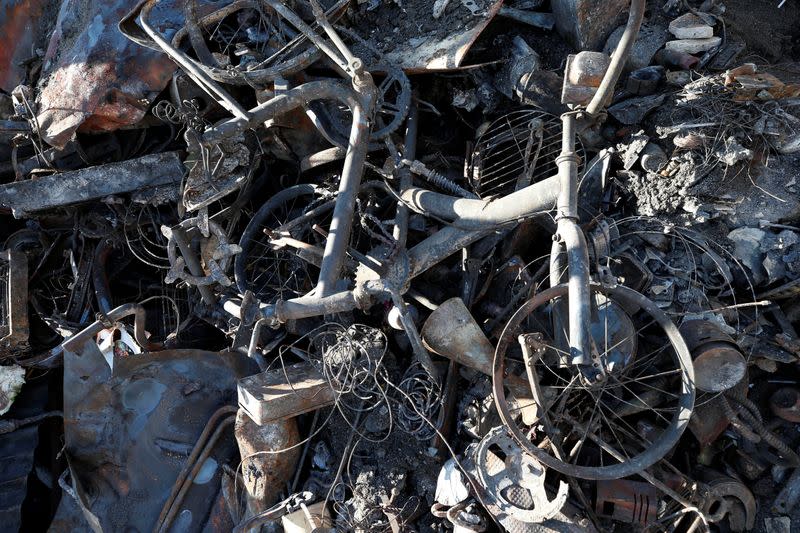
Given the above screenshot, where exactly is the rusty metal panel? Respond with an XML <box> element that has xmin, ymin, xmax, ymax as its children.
<box><xmin>0</xmin><ymin>0</ymin><xmax>56</xmax><ymax>92</ymax></box>
<box><xmin>62</xmin><ymin>341</ymin><xmax>253</xmax><ymax>532</ymax></box>
<box><xmin>34</xmin><ymin>0</ymin><xmax>217</xmax><ymax>148</ymax></box>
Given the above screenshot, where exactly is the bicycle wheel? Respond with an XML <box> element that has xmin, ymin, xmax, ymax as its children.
<box><xmin>235</xmin><ymin>184</ymin><xmax>334</xmax><ymax>302</ymax></box>
<box><xmin>493</xmin><ymin>283</ymin><xmax>695</xmax><ymax>480</ymax></box>
<box><xmin>173</xmin><ymin>0</ymin><xmax>348</xmax><ymax>86</ymax></box>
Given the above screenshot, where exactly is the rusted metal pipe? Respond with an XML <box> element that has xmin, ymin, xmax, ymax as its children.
<box><xmin>393</xmin><ymin>101</ymin><xmax>419</xmax><ymax>248</ymax></box>
<box><xmin>271</xmin><ymin>290</ymin><xmax>366</xmax><ymax>322</ymax></box>
<box><xmin>585</xmin><ymin>0</ymin><xmax>645</xmax><ymax>116</ymax></box>
<box><xmin>203</xmin><ymin>81</ymin><xmax>360</xmax><ymax>142</ymax></box>
<box><xmin>155</xmin><ymin>406</ymin><xmax>238</xmax><ymax>533</ymax></box>
<box><xmin>407</xmin><ymin>226</ymin><xmax>494</xmax><ymax>279</ymax></box>
<box><xmin>400</xmin><ymin>174</ymin><xmax>559</xmax><ymax>229</ymax></box>
<box><xmin>550</xmin><ymin>112</ymin><xmax>592</xmax><ymax>366</ymax></box>
<box><xmin>61</xmin><ymin>303</ymin><xmax>162</xmax><ymax>353</ymax></box>
<box><xmin>171</xmin><ymin>226</ymin><xmax>217</xmax><ymax>306</ymax></box>
<box><xmin>316</xmin><ymin>100</ymin><xmax>371</xmax><ymax>297</ymax></box>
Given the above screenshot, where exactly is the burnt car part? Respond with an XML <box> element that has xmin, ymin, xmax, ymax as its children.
<box><xmin>59</xmin><ymin>303</ymin><xmax>260</xmax><ymax>532</ymax></box>
<box><xmin>679</xmin><ymin>320</ymin><xmax>747</xmax><ymax>393</ymax></box>
<box><xmin>0</xmin><ymin>152</ymin><xmax>183</xmax><ymax>218</ymax></box>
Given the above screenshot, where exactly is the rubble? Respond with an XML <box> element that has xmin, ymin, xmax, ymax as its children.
<box><xmin>668</xmin><ymin>12</ymin><xmax>714</xmax><ymax>39</ymax></box>
<box><xmin>665</xmin><ymin>35</ymin><xmax>722</xmax><ymax>54</ymax></box>
<box><xmin>2</xmin><ymin>0</ymin><xmax>800</xmax><ymax>532</ymax></box>
<box><xmin>0</xmin><ymin>363</ymin><xmax>25</xmax><ymax>415</ymax></box>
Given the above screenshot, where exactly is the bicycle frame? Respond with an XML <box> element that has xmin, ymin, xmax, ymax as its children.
<box><xmin>124</xmin><ymin>0</ymin><xmax>646</xmax><ymax>379</ymax></box>
<box><xmin>122</xmin><ymin>0</ymin><xmax>377</xmax><ymax>299</ymax></box>
<box><xmin>255</xmin><ymin>0</ymin><xmax>645</xmax><ymax>341</ymax></box>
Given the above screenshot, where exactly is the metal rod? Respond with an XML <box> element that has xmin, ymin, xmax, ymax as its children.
<box><xmin>316</xmin><ymin>102</ymin><xmax>371</xmax><ymax>297</ymax></box>
<box><xmin>62</xmin><ymin>303</ymin><xmax>162</xmax><ymax>353</ymax></box>
<box><xmin>262</xmin><ymin>0</ymin><xmax>350</xmax><ymax>73</ymax></box>
<box><xmin>171</xmin><ymin>227</ymin><xmax>217</xmax><ymax>306</ymax></box>
<box><xmin>393</xmin><ymin>101</ymin><xmax>419</xmax><ymax>248</ymax></box>
<box><xmin>156</xmin><ymin>407</ymin><xmax>238</xmax><ymax>533</ymax></box>
<box><xmin>585</xmin><ymin>0</ymin><xmax>645</xmax><ymax>116</ymax></box>
<box><xmin>138</xmin><ymin>0</ymin><xmax>250</xmax><ymax>120</ymax></box>
<box><xmin>274</xmin><ymin>290</ymin><xmax>363</xmax><ymax>322</ymax></box>
<box><xmin>400</xmin><ymin>174</ymin><xmax>559</xmax><ymax>229</ymax></box>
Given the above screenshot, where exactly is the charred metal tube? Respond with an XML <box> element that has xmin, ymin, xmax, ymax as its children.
<box><xmin>389</xmin><ymin>290</ymin><xmax>437</xmax><ymax>379</ymax></box>
<box><xmin>585</xmin><ymin>0</ymin><xmax>645</xmax><ymax>116</ymax></box>
<box><xmin>171</xmin><ymin>226</ymin><xmax>217</xmax><ymax>306</ymax></box>
<box><xmin>552</xmin><ymin>112</ymin><xmax>591</xmax><ymax>366</ymax></box>
<box><xmin>317</xmin><ymin>101</ymin><xmax>371</xmax><ymax>297</ymax></box>
<box><xmin>203</xmin><ymin>81</ymin><xmax>360</xmax><ymax>142</ymax></box>
<box><xmin>556</xmin><ymin>113</ymin><xmax>579</xmax><ymax>219</ymax></box>
<box><xmin>399</xmin><ymin>174</ymin><xmax>559</xmax><ymax>230</ymax></box>
<box><xmin>273</xmin><ymin>290</ymin><xmax>365</xmax><ymax>322</ymax></box>
<box><xmin>393</xmin><ymin>102</ymin><xmax>419</xmax><ymax>248</ymax></box>
<box><xmin>203</xmin><ymin>80</ymin><xmax>372</xmax><ymax>298</ymax></box>
<box><xmin>61</xmin><ymin>303</ymin><xmax>162</xmax><ymax>353</ymax></box>
<box><xmin>92</xmin><ymin>239</ymin><xmax>114</xmax><ymax>314</ymax></box>
<box><xmin>558</xmin><ymin>221</ymin><xmax>592</xmax><ymax>366</ymax></box>
<box><xmin>408</xmin><ymin>226</ymin><xmax>494</xmax><ymax>279</ymax></box>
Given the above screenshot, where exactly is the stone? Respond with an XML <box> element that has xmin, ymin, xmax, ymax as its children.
<box><xmin>607</xmin><ymin>93</ymin><xmax>666</xmax><ymax>125</ymax></box>
<box><xmin>618</xmin><ymin>131</ymin><xmax>649</xmax><ymax>170</ymax></box>
<box><xmin>604</xmin><ymin>23</ymin><xmax>670</xmax><ymax>71</ymax></box>
<box><xmin>669</xmin><ymin>13</ymin><xmax>714</xmax><ymax>39</ymax></box>
<box><xmin>714</xmin><ymin>136</ymin><xmax>753</xmax><ymax>166</ymax></box>
<box><xmin>666</xmin><ymin>70</ymin><xmax>693</xmax><ymax>87</ymax></box>
<box><xmin>551</xmin><ymin>0</ymin><xmax>628</xmax><ymax>51</ymax></box>
<box><xmin>764</xmin><ymin>517</ymin><xmax>791</xmax><ymax>533</ymax></box>
<box><xmin>641</xmin><ymin>142</ymin><xmax>668</xmax><ymax>173</ymax></box>
<box><xmin>727</xmin><ymin>227</ymin><xmax>767</xmax><ymax>285</ymax></box>
<box><xmin>0</xmin><ymin>364</ymin><xmax>25</xmax><ymax>415</ymax></box>
<box><xmin>665</xmin><ymin>36</ymin><xmax>722</xmax><ymax>54</ymax></box>
<box><xmin>764</xmin><ymin>252</ymin><xmax>787</xmax><ymax>285</ymax></box>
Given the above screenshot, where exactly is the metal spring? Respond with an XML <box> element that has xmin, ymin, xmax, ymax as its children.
<box><xmin>725</xmin><ymin>393</ymin><xmax>800</xmax><ymax>466</ymax></box>
<box><xmin>403</xmin><ymin>159</ymin><xmax>477</xmax><ymax>199</ymax></box>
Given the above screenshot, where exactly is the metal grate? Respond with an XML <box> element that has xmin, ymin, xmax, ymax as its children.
<box><xmin>468</xmin><ymin>108</ymin><xmax>585</xmax><ymax>199</ymax></box>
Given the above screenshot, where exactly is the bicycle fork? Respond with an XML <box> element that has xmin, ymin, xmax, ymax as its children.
<box><xmin>549</xmin><ymin>112</ymin><xmax>598</xmax><ymax>378</ymax></box>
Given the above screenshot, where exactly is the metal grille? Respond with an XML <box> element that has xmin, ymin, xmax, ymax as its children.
<box><xmin>468</xmin><ymin>108</ymin><xmax>585</xmax><ymax>199</ymax></box>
